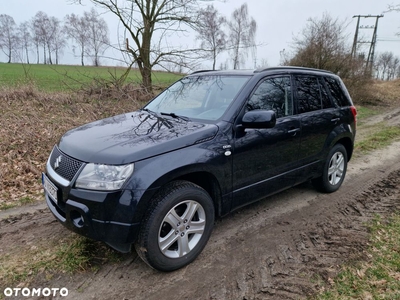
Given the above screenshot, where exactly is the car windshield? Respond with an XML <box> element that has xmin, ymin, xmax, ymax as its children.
<box><xmin>145</xmin><ymin>75</ymin><xmax>250</xmax><ymax>121</ymax></box>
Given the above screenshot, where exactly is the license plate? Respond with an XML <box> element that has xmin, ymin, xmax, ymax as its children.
<box><xmin>42</xmin><ymin>173</ymin><xmax>58</xmax><ymax>202</ymax></box>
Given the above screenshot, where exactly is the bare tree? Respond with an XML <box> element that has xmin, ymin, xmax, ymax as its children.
<box><xmin>64</xmin><ymin>13</ymin><xmax>90</xmax><ymax>66</ymax></box>
<box><xmin>386</xmin><ymin>4</ymin><xmax>400</xmax><ymax>36</ymax></box>
<box><xmin>70</xmin><ymin>0</ymin><xmax>213</xmax><ymax>92</ymax></box>
<box><xmin>390</xmin><ymin>57</ymin><xmax>400</xmax><ymax>79</ymax></box>
<box><xmin>375</xmin><ymin>51</ymin><xmax>400</xmax><ymax>80</ymax></box>
<box><xmin>31</xmin><ymin>12</ymin><xmax>53</xmax><ymax>64</ymax></box>
<box><xmin>84</xmin><ymin>8</ymin><xmax>110</xmax><ymax>66</ymax></box>
<box><xmin>18</xmin><ymin>21</ymin><xmax>31</xmax><ymax>64</ymax></box>
<box><xmin>376</xmin><ymin>51</ymin><xmax>393</xmax><ymax>80</ymax></box>
<box><xmin>285</xmin><ymin>13</ymin><xmax>355</xmax><ymax>76</ymax></box>
<box><xmin>195</xmin><ymin>5</ymin><xmax>226</xmax><ymax>70</ymax></box>
<box><xmin>30</xmin><ymin>18</ymin><xmax>41</xmax><ymax>64</ymax></box>
<box><xmin>0</xmin><ymin>14</ymin><xmax>18</xmax><ymax>63</ymax></box>
<box><xmin>228</xmin><ymin>3</ymin><xmax>257</xmax><ymax>69</ymax></box>
<box><xmin>50</xmin><ymin>20</ymin><xmax>67</xmax><ymax>65</ymax></box>
<box><xmin>44</xmin><ymin>17</ymin><xmax>66</xmax><ymax>65</ymax></box>
<box><xmin>30</xmin><ymin>13</ymin><xmax>64</xmax><ymax>65</ymax></box>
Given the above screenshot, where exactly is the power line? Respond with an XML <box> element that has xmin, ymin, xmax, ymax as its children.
<box><xmin>377</xmin><ymin>38</ymin><xmax>400</xmax><ymax>42</ymax></box>
<box><xmin>351</xmin><ymin>14</ymin><xmax>384</xmax><ymax>71</ymax></box>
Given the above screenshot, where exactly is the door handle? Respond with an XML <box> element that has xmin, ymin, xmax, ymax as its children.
<box><xmin>331</xmin><ymin>118</ymin><xmax>340</xmax><ymax>123</ymax></box>
<box><xmin>288</xmin><ymin>128</ymin><xmax>300</xmax><ymax>136</ymax></box>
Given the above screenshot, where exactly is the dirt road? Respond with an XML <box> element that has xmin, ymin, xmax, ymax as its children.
<box><xmin>2</xmin><ymin>122</ymin><xmax>400</xmax><ymax>299</ymax></box>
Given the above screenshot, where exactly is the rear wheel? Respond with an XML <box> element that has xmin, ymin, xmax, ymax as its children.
<box><xmin>135</xmin><ymin>181</ymin><xmax>215</xmax><ymax>272</ymax></box>
<box><xmin>312</xmin><ymin>144</ymin><xmax>348</xmax><ymax>193</ymax></box>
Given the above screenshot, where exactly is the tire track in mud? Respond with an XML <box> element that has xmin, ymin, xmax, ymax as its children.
<box><xmin>193</xmin><ymin>170</ymin><xmax>400</xmax><ymax>300</ymax></box>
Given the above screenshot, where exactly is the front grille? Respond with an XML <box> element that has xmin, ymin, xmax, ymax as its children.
<box><xmin>49</xmin><ymin>146</ymin><xmax>83</xmax><ymax>181</ymax></box>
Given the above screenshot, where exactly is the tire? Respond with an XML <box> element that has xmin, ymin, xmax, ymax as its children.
<box><xmin>135</xmin><ymin>180</ymin><xmax>215</xmax><ymax>272</ymax></box>
<box><xmin>312</xmin><ymin>144</ymin><xmax>348</xmax><ymax>193</ymax></box>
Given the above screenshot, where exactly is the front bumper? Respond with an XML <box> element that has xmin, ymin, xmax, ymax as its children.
<box><xmin>43</xmin><ymin>159</ymin><xmax>141</xmax><ymax>253</ymax></box>
<box><xmin>45</xmin><ymin>191</ymin><xmax>140</xmax><ymax>253</ymax></box>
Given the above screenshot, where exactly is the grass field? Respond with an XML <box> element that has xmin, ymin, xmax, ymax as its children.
<box><xmin>0</xmin><ymin>63</ymin><xmax>183</xmax><ymax>92</ymax></box>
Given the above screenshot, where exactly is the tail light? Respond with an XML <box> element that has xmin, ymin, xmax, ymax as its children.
<box><xmin>350</xmin><ymin>106</ymin><xmax>357</xmax><ymax>127</ymax></box>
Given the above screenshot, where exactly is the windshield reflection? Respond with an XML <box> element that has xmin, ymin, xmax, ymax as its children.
<box><xmin>145</xmin><ymin>75</ymin><xmax>250</xmax><ymax>120</ymax></box>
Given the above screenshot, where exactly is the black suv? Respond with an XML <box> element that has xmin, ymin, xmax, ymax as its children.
<box><xmin>43</xmin><ymin>67</ymin><xmax>356</xmax><ymax>271</ymax></box>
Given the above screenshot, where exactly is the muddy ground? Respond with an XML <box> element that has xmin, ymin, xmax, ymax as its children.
<box><xmin>1</xmin><ymin>110</ymin><xmax>400</xmax><ymax>300</ymax></box>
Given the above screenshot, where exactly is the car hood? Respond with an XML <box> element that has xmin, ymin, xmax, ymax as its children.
<box><xmin>58</xmin><ymin>111</ymin><xmax>218</xmax><ymax>164</ymax></box>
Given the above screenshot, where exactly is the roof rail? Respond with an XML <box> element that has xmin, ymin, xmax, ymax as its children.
<box><xmin>254</xmin><ymin>66</ymin><xmax>333</xmax><ymax>74</ymax></box>
<box><xmin>190</xmin><ymin>70</ymin><xmax>216</xmax><ymax>75</ymax></box>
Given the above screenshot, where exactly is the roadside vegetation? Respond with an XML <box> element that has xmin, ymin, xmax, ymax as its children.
<box><xmin>0</xmin><ymin>65</ymin><xmax>182</xmax><ymax>211</ymax></box>
<box><xmin>316</xmin><ymin>214</ymin><xmax>400</xmax><ymax>299</ymax></box>
<box><xmin>355</xmin><ymin>125</ymin><xmax>400</xmax><ymax>153</ymax></box>
<box><xmin>0</xmin><ymin>234</ymin><xmax>123</xmax><ymax>288</ymax></box>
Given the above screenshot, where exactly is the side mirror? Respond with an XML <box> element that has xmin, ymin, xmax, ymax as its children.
<box><xmin>242</xmin><ymin>110</ymin><xmax>276</xmax><ymax>129</ymax></box>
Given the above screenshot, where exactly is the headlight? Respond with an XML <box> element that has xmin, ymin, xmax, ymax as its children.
<box><xmin>75</xmin><ymin>163</ymin><xmax>134</xmax><ymax>191</ymax></box>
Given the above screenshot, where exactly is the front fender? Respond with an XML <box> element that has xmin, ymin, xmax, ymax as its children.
<box><xmin>124</xmin><ymin>141</ymin><xmax>232</xmax><ymax>223</ymax></box>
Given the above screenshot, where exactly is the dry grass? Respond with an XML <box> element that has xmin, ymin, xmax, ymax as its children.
<box><xmin>368</xmin><ymin>79</ymin><xmax>400</xmax><ymax>105</ymax></box>
<box><xmin>348</xmin><ymin>78</ymin><xmax>400</xmax><ymax>106</ymax></box>
<box><xmin>0</xmin><ymin>84</ymin><xmax>148</xmax><ymax>210</ymax></box>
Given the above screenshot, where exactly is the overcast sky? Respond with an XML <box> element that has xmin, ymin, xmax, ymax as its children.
<box><xmin>1</xmin><ymin>0</ymin><xmax>399</xmax><ymax>69</ymax></box>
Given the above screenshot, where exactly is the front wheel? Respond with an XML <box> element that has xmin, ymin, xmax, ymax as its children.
<box><xmin>312</xmin><ymin>144</ymin><xmax>348</xmax><ymax>193</ymax></box>
<box><xmin>135</xmin><ymin>181</ymin><xmax>215</xmax><ymax>272</ymax></box>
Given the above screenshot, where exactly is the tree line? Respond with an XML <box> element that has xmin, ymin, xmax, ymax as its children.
<box><xmin>374</xmin><ymin>51</ymin><xmax>400</xmax><ymax>80</ymax></box>
<box><xmin>1</xmin><ymin>0</ymin><xmax>259</xmax><ymax>91</ymax></box>
<box><xmin>2</xmin><ymin>0</ymin><xmax>399</xmax><ymax>92</ymax></box>
<box><xmin>0</xmin><ymin>8</ymin><xmax>109</xmax><ymax>66</ymax></box>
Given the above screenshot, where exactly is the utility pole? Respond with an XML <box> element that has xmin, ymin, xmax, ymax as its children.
<box><xmin>351</xmin><ymin>14</ymin><xmax>384</xmax><ymax>72</ymax></box>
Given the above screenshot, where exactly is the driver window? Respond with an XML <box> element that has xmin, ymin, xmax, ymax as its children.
<box><xmin>246</xmin><ymin>76</ymin><xmax>293</xmax><ymax>118</ymax></box>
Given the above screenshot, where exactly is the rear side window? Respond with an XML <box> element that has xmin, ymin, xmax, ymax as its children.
<box><xmin>320</xmin><ymin>79</ymin><xmax>334</xmax><ymax>109</ymax></box>
<box><xmin>324</xmin><ymin>76</ymin><xmax>350</xmax><ymax>107</ymax></box>
<box><xmin>295</xmin><ymin>76</ymin><xmax>321</xmax><ymax>114</ymax></box>
<box><xmin>295</xmin><ymin>75</ymin><xmax>334</xmax><ymax>114</ymax></box>
<box><xmin>246</xmin><ymin>76</ymin><xmax>293</xmax><ymax>118</ymax></box>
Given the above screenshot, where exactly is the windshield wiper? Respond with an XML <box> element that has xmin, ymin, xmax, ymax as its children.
<box><xmin>141</xmin><ymin>108</ymin><xmax>155</xmax><ymax>114</ymax></box>
<box><xmin>160</xmin><ymin>112</ymin><xmax>190</xmax><ymax>121</ymax></box>
<box><xmin>140</xmin><ymin>108</ymin><xmax>163</xmax><ymax>118</ymax></box>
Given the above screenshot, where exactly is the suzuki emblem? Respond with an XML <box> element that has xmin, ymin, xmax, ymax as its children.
<box><xmin>54</xmin><ymin>155</ymin><xmax>62</xmax><ymax>170</ymax></box>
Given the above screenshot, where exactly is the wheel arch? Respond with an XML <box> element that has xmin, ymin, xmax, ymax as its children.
<box><xmin>174</xmin><ymin>171</ymin><xmax>222</xmax><ymax>217</ymax></box>
<box><xmin>325</xmin><ymin>124</ymin><xmax>354</xmax><ymax>161</ymax></box>
<box><xmin>132</xmin><ymin>167</ymin><xmax>223</xmax><ymax>224</ymax></box>
<box><xmin>335</xmin><ymin>136</ymin><xmax>353</xmax><ymax>161</ymax></box>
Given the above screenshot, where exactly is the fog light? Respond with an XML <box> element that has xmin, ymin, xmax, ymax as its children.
<box><xmin>70</xmin><ymin>210</ymin><xmax>84</xmax><ymax>228</ymax></box>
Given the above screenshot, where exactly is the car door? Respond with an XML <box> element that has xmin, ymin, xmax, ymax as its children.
<box><xmin>231</xmin><ymin>75</ymin><xmax>302</xmax><ymax>209</ymax></box>
<box><xmin>292</xmin><ymin>75</ymin><xmax>340</xmax><ymax>182</ymax></box>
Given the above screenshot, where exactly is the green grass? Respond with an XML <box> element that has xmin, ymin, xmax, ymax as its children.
<box><xmin>316</xmin><ymin>214</ymin><xmax>400</xmax><ymax>299</ymax></box>
<box><xmin>356</xmin><ymin>105</ymin><xmax>381</xmax><ymax>123</ymax></box>
<box><xmin>0</xmin><ymin>196</ymin><xmax>35</xmax><ymax>211</ymax></box>
<box><xmin>0</xmin><ymin>235</ymin><xmax>123</xmax><ymax>288</ymax></box>
<box><xmin>355</xmin><ymin>125</ymin><xmax>400</xmax><ymax>153</ymax></box>
<box><xmin>0</xmin><ymin>63</ymin><xmax>182</xmax><ymax>92</ymax></box>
